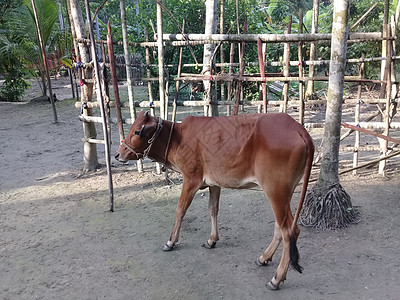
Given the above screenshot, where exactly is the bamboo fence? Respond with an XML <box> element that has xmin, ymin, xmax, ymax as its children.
<box><xmin>73</xmin><ymin>0</ymin><xmax>399</xmax><ymax>177</ymax></box>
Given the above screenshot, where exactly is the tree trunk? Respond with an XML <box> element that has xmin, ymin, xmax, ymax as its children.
<box><xmin>69</xmin><ymin>0</ymin><xmax>99</xmax><ymax>171</ymax></box>
<box><xmin>202</xmin><ymin>0</ymin><xmax>218</xmax><ymax>117</ymax></box>
<box><xmin>300</xmin><ymin>0</ymin><xmax>359</xmax><ymax>229</ymax></box>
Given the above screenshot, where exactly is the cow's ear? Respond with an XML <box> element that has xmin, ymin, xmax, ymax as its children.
<box><xmin>135</xmin><ymin>124</ymin><xmax>154</xmax><ymax>138</ymax></box>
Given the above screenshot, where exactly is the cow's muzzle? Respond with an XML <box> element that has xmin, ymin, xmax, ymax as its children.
<box><xmin>114</xmin><ymin>152</ymin><xmax>127</xmax><ymax>163</ymax></box>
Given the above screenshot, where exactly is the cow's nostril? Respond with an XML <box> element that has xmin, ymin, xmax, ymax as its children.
<box><xmin>114</xmin><ymin>153</ymin><xmax>120</xmax><ymax>160</ymax></box>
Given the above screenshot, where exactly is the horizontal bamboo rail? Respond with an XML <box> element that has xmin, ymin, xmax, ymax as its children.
<box><xmin>175</xmin><ymin>74</ymin><xmax>391</xmax><ymax>84</ymax></box>
<box><xmin>305</xmin><ymin>122</ymin><xmax>400</xmax><ymax>129</ymax></box>
<box><xmin>163</xmin><ymin>32</ymin><xmax>385</xmax><ymax>43</ymax></box>
<box><xmin>76</xmin><ymin>32</ymin><xmax>390</xmax><ymax>49</ymax></box>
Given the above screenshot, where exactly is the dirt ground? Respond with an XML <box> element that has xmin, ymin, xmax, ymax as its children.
<box><xmin>1</xmin><ymin>78</ymin><xmax>400</xmax><ymax>299</ymax></box>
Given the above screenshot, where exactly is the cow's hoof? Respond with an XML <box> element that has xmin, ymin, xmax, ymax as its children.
<box><xmin>256</xmin><ymin>257</ymin><xmax>271</xmax><ymax>266</ymax></box>
<box><xmin>162</xmin><ymin>244</ymin><xmax>174</xmax><ymax>251</ymax></box>
<box><xmin>266</xmin><ymin>281</ymin><xmax>279</xmax><ymax>291</ymax></box>
<box><xmin>202</xmin><ymin>241</ymin><xmax>216</xmax><ymax>249</ymax></box>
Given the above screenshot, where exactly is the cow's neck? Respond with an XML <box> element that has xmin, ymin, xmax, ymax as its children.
<box><xmin>147</xmin><ymin>120</ymin><xmax>180</xmax><ymax>170</ymax></box>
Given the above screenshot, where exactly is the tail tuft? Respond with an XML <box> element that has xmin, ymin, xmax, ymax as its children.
<box><xmin>290</xmin><ymin>236</ymin><xmax>303</xmax><ymax>273</ymax></box>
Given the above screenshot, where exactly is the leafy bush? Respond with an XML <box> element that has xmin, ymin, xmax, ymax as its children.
<box><xmin>0</xmin><ymin>57</ymin><xmax>31</xmax><ymax>102</ymax></box>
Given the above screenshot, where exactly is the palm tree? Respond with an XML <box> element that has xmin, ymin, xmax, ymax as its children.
<box><xmin>300</xmin><ymin>0</ymin><xmax>359</xmax><ymax>229</ymax></box>
<box><xmin>0</xmin><ymin>0</ymin><xmax>63</xmax><ymax>98</ymax></box>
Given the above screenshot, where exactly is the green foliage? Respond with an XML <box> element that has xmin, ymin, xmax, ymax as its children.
<box><xmin>0</xmin><ymin>0</ymin><xmax>66</xmax><ymax>99</ymax></box>
<box><xmin>0</xmin><ymin>56</ymin><xmax>31</xmax><ymax>101</ymax></box>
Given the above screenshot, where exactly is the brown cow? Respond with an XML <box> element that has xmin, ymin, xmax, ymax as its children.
<box><xmin>115</xmin><ymin>111</ymin><xmax>314</xmax><ymax>290</ymax></box>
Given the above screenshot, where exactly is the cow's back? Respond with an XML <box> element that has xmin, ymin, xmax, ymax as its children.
<box><xmin>173</xmin><ymin>113</ymin><xmax>310</xmax><ymax>189</ymax></box>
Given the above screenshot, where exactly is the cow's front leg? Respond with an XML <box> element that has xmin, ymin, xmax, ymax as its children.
<box><xmin>162</xmin><ymin>180</ymin><xmax>199</xmax><ymax>251</ymax></box>
<box><xmin>202</xmin><ymin>186</ymin><xmax>221</xmax><ymax>249</ymax></box>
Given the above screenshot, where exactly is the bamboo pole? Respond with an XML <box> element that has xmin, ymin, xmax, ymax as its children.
<box><xmin>339</xmin><ymin>150</ymin><xmax>400</xmax><ymax>176</ymax></box>
<box><xmin>31</xmin><ymin>0</ymin><xmax>58</xmax><ymax>123</ymax></box>
<box><xmin>350</xmin><ymin>2</ymin><xmax>378</xmax><ymax>31</ymax></box>
<box><xmin>306</xmin><ymin>0</ymin><xmax>319</xmax><ymax>100</ymax></box>
<box><xmin>257</xmin><ymin>38</ymin><xmax>267</xmax><ymax>113</ymax></box>
<box><xmin>172</xmin><ymin>20</ymin><xmax>185</xmax><ymax>123</ymax></box>
<box><xmin>298</xmin><ymin>7</ymin><xmax>304</xmax><ymax>124</ymax></box>
<box><xmin>379</xmin><ymin>24</ymin><xmax>393</xmax><ymax>176</ymax></box>
<box><xmin>227</xmin><ymin>42</ymin><xmax>235</xmax><ymax>109</ymax></box>
<box><xmin>120</xmin><ymin>0</ymin><xmax>137</xmax><ymax>123</ymax></box>
<box><xmin>381</xmin><ymin>0</ymin><xmax>389</xmax><ymax>82</ymax></box>
<box><xmin>220</xmin><ymin>0</ymin><xmax>226</xmax><ymax>102</ymax></box>
<box><xmin>83</xmin><ymin>0</ymin><xmax>114</xmax><ymax>212</ymax></box>
<box><xmin>353</xmin><ymin>53</ymin><xmax>365</xmax><ymax>174</ymax></box>
<box><xmin>162</xmin><ymin>32</ymin><xmax>383</xmax><ymax>43</ymax></box>
<box><xmin>281</xmin><ymin>17</ymin><xmax>292</xmax><ymax>113</ymax></box>
<box><xmin>156</xmin><ymin>0</ymin><xmax>167</xmax><ymax>120</ymax></box>
<box><xmin>107</xmin><ymin>22</ymin><xmax>124</xmax><ymax>144</ymax></box>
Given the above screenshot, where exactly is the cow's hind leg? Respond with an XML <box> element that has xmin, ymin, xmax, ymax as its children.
<box><xmin>267</xmin><ymin>211</ymin><xmax>299</xmax><ymax>291</ymax></box>
<box><xmin>163</xmin><ymin>180</ymin><xmax>199</xmax><ymax>251</ymax></box>
<box><xmin>258</xmin><ymin>222</ymin><xmax>282</xmax><ymax>265</ymax></box>
<box><xmin>202</xmin><ymin>186</ymin><xmax>221</xmax><ymax>249</ymax></box>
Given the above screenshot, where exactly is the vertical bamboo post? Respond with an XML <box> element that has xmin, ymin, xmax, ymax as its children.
<box><xmin>379</xmin><ymin>24</ymin><xmax>392</xmax><ymax>176</ymax></box>
<box><xmin>144</xmin><ymin>28</ymin><xmax>161</xmax><ymax>175</ymax></box>
<box><xmin>31</xmin><ymin>0</ymin><xmax>58</xmax><ymax>123</ymax></box>
<box><xmin>172</xmin><ymin>20</ymin><xmax>185</xmax><ymax>123</ymax></box>
<box><xmin>353</xmin><ymin>53</ymin><xmax>365</xmax><ymax>175</ymax></box>
<box><xmin>107</xmin><ymin>22</ymin><xmax>125</xmax><ymax>144</ymax></box>
<box><xmin>257</xmin><ymin>38</ymin><xmax>267</xmax><ymax>113</ymax></box>
<box><xmin>390</xmin><ymin>15</ymin><xmax>398</xmax><ymax>102</ymax></box>
<box><xmin>144</xmin><ymin>28</ymin><xmax>154</xmax><ymax>112</ymax></box>
<box><xmin>298</xmin><ymin>7</ymin><xmax>304</xmax><ymax>124</ymax></box>
<box><xmin>227</xmin><ymin>43</ymin><xmax>234</xmax><ymax>116</ymax></box>
<box><xmin>233</xmin><ymin>23</ymin><xmax>246</xmax><ymax>116</ymax></box>
<box><xmin>281</xmin><ymin>16</ymin><xmax>292</xmax><ymax>113</ymax></box>
<box><xmin>120</xmin><ymin>0</ymin><xmax>137</xmax><ymax>122</ymax></box>
<box><xmin>83</xmin><ymin>0</ymin><xmax>114</xmax><ymax>212</ymax></box>
<box><xmin>68</xmin><ymin>68</ymin><xmax>75</xmax><ymax>99</ymax></box>
<box><xmin>220</xmin><ymin>0</ymin><xmax>226</xmax><ymax>102</ymax></box>
<box><xmin>380</xmin><ymin>0</ymin><xmax>389</xmax><ymax>82</ymax></box>
<box><xmin>156</xmin><ymin>0</ymin><xmax>167</xmax><ymax>120</ymax></box>
<box><xmin>306</xmin><ymin>0</ymin><xmax>319</xmax><ymax>100</ymax></box>
<box><xmin>100</xmin><ymin>42</ymin><xmax>110</xmax><ymax>99</ymax></box>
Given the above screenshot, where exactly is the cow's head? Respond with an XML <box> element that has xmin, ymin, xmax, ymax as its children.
<box><xmin>115</xmin><ymin>111</ymin><xmax>161</xmax><ymax>163</ymax></box>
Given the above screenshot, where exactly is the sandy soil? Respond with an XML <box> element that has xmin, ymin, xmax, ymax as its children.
<box><xmin>1</xmin><ymin>78</ymin><xmax>400</xmax><ymax>299</ymax></box>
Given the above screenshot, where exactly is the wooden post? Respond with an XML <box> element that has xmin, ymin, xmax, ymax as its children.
<box><xmin>219</xmin><ymin>0</ymin><xmax>226</xmax><ymax>102</ymax></box>
<box><xmin>70</xmin><ymin>0</ymin><xmax>99</xmax><ymax>172</ymax></box>
<box><xmin>68</xmin><ymin>68</ymin><xmax>75</xmax><ymax>99</ymax></box>
<box><xmin>156</xmin><ymin>0</ymin><xmax>167</xmax><ymax>120</ymax></box>
<box><xmin>120</xmin><ymin>0</ymin><xmax>137</xmax><ymax>122</ymax></box>
<box><xmin>107</xmin><ymin>22</ymin><xmax>125</xmax><ymax>144</ymax></box>
<box><xmin>172</xmin><ymin>20</ymin><xmax>185</xmax><ymax>123</ymax></box>
<box><xmin>307</xmin><ymin>0</ymin><xmax>318</xmax><ymax>100</ymax></box>
<box><xmin>31</xmin><ymin>0</ymin><xmax>58</xmax><ymax>123</ymax></box>
<box><xmin>227</xmin><ymin>43</ymin><xmax>234</xmax><ymax>116</ymax></box>
<box><xmin>353</xmin><ymin>53</ymin><xmax>365</xmax><ymax>175</ymax></box>
<box><xmin>257</xmin><ymin>38</ymin><xmax>267</xmax><ymax>113</ymax></box>
<box><xmin>380</xmin><ymin>0</ymin><xmax>389</xmax><ymax>82</ymax></box>
<box><xmin>379</xmin><ymin>24</ymin><xmax>392</xmax><ymax>176</ymax></box>
<box><xmin>298</xmin><ymin>7</ymin><xmax>304</xmax><ymax>124</ymax></box>
<box><xmin>84</xmin><ymin>0</ymin><xmax>114</xmax><ymax>211</ymax></box>
<box><xmin>282</xmin><ymin>16</ymin><xmax>292</xmax><ymax>113</ymax></box>
<box><xmin>144</xmin><ymin>28</ymin><xmax>160</xmax><ymax>175</ymax></box>
<box><xmin>233</xmin><ymin>20</ymin><xmax>246</xmax><ymax>116</ymax></box>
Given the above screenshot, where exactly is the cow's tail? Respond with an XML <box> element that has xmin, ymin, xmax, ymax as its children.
<box><xmin>289</xmin><ymin>134</ymin><xmax>314</xmax><ymax>274</ymax></box>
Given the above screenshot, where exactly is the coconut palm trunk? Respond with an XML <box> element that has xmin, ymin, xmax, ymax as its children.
<box><xmin>300</xmin><ymin>0</ymin><xmax>359</xmax><ymax>229</ymax></box>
